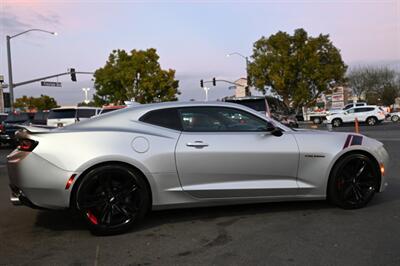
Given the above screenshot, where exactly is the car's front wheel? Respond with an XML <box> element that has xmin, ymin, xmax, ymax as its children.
<box><xmin>75</xmin><ymin>164</ymin><xmax>150</xmax><ymax>235</ymax></box>
<box><xmin>328</xmin><ymin>153</ymin><xmax>380</xmax><ymax>209</ymax></box>
<box><xmin>332</xmin><ymin>118</ymin><xmax>342</xmax><ymax>127</ymax></box>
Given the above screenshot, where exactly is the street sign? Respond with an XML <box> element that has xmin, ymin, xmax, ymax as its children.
<box><xmin>41</xmin><ymin>81</ymin><xmax>62</xmax><ymax>87</ymax></box>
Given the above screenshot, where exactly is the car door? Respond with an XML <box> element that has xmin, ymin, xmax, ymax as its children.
<box><xmin>343</xmin><ymin>108</ymin><xmax>356</xmax><ymax>122</ymax></box>
<box><xmin>175</xmin><ymin>106</ymin><xmax>299</xmax><ymax>199</ymax></box>
<box><xmin>354</xmin><ymin>107</ymin><xmax>368</xmax><ymax>122</ymax></box>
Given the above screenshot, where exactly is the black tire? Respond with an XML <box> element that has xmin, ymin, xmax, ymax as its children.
<box><xmin>75</xmin><ymin>164</ymin><xmax>150</xmax><ymax>235</ymax></box>
<box><xmin>328</xmin><ymin>154</ymin><xmax>380</xmax><ymax>209</ymax></box>
<box><xmin>366</xmin><ymin>116</ymin><xmax>377</xmax><ymax>126</ymax></box>
<box><xmin>332</xmin><ymin>118</ymin><xmax>342</xmax><ymax>127</ymax></box>
<box><xmin>391</xmin><ymin>115</ymin><xmax>399</xmax><ymax>122</ymax></box>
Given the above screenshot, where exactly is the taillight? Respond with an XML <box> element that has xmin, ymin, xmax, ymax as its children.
<box><xmin>0</xmin><ymin>124</ymin><xmax>3</xmax><ymax>133</ymax></box>
<box><xmin>18</xmin><ymin>139</ymin><xmax>38</xmax><ymax>152</ymax></box>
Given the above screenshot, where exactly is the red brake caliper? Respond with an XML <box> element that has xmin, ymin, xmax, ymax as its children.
<box><xmin>86</xmin><ymin>211</ymin><xmax>98</xmax><ymax>225</ymax></box>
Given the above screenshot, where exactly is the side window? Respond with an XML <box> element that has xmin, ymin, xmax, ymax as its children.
<box><xmin>77</xmin><ymin>109</ymin><xmax>96</xmax><ymax>118</ymax></box>
<box><xmin>178</xmin><ymin>107</ymin><xmax>269</xmax><ymax>132</ymax></box>
<box><xmin>347</xmin><ymin>108</ymin><xmax>355</xmax><ymax>114</ymax></box>
<box><xmin>139</xmin><ymin>108</ymin><xmax>182</xmax><ymax>131</ymax></box>
<box><xmin>343</xmin><ymin>104</ymin><xmax>352</xmax><ymax>110</ymax></box>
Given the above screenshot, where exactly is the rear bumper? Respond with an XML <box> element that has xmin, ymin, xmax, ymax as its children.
<box><xmin>7</xmin><ymin>150</ymin><xmax>77</xmax><ymax>209</ymax></box>
<box><xmin>9</xmin><ymin>184</ymin><xmax>44</xmax><ymax>209</ymax></box>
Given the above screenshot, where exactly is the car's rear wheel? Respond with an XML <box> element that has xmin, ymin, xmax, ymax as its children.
<box><xmin>391</xmin><ymin>115</ymin><xmax>399</xmax><ymax>122</ymax></box>
<box><xmin>332</xmin><ymin>118</ymin><xmax>342</xmax><ymax>127</ymax></box>
<box><xmin>366</xmin><ymin>116</ymin><xmax>378</xmax><ymax>126</ymax></box>
<box><xmin>328</xmin><ymin>154</ymin><xmax>379</xmax><ymax>209</ymax></box>
<box><xmin>75</xmin><ymin>164</ymin><xmax>150</xmax><ymax>235</ymax></box>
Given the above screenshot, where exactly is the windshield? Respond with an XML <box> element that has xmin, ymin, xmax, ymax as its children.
<box><xmin>48</xmin><ymin>109</ymin><xmax>76</xmax><ymax>119</ymax></box>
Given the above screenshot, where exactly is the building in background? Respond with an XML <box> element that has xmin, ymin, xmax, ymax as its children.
<box><xmin>233</xmin><ymin>77</ymin><xmax>249</xmax><ymax>98</ymax></box>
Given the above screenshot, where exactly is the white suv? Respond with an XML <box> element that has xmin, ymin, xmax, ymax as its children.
<box><xmin>327</xmin><ymin>102</ymin><xmax>367</xmax><ymax>116</ymax></box>
<box><xmin>47</xmin><ymin>107</ymin><xmax>100</xmax><ymax>127</ymax></box>
<box><xmin>326</xmin><ymin>106</ymin><xmax>386</xmax><ymax>127</ymax></box>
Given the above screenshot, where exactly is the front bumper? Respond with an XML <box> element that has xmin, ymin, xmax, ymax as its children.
<box><xmin>7</xmin><ymin>150</ymin><xmax>77</xmax><ymax>209</ymax></box>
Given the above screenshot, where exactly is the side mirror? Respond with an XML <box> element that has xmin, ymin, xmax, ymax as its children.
<box><xmin>266</xmin><ymin>122</ymin><xmax>283</xmax><ymax>137</ymax></box>
<box><xmin>271</xmin><ymin>127</ymin><xmax>283</xmax><ymax>137</ymax></box>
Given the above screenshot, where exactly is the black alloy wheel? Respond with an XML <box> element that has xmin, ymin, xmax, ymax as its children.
<box><xmin>76</xmin><ymin>164</ymin><xmax>150</xmax><ymax>235</ymax></box>
<box><xmin>328</xmin><ymin>154</ymin><xmax>379</xmax><ymax>209</ymax></box>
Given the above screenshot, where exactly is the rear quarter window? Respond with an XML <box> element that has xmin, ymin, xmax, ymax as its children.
<box><xmin>139</xmin><ymin>108</ymin><xmax>182</xmax><ymax>131</ymax></box>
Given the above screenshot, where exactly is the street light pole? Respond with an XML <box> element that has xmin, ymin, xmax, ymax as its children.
<box><xmin>227</xmin><ymin>52</ymin><xmax>250</xmax><ymax>95</ymax></box>
<box><xmin>6</xmin><ymin>29</ymin><xmax>57</xmax><ymax>111</ymax></box>
<box><xmin>203</xmin><ymin>86</ymin><xmax>210</xmax><ymax>102</ymax></box>
<box><xmin>82</xmin><ymin>88</ymin><xmax>90</xmax><ymax>104</ymax></box>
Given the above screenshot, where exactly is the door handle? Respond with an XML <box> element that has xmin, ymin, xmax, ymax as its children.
<box><xmin>186</xmin><ymin>141</ymin><xmax>209</xmax><ymax>148</ymax></box>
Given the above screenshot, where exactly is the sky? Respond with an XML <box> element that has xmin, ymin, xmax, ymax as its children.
<box><xmin>1</xmin><ymin>0</ymin><xmax>400</xmax><ymax>105</ymax></box>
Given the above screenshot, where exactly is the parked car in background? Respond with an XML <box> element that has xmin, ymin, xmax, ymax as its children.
<box><xmin>47</xmin><ymin>107</ymin><xmax>100</xmax><ymax>127</ymax></box>
<box><xmin>30</xmin><ymin>111</ymin><xmax>49</xmax><ymax>125</ymax></box>
<box><xmin>390</xmin><ymin>112</ymin><xmax>400</xmax><ymax>122</ymax></box>
<box><xmin>0</xmin><ymin>113</ymin><xmax>8</xmax><ymax>123</ymax></box>
<box><xmin>0</xmin><ymin>112</ymin><xmax>34</xmax><ymax>146</ymax></box>
<box><xmin>223</xmin><ymin>96</ymin><xmax>299</xmax><ymax>128</ymax></box>
<box><xmin>326</xmin><ymin>105</ymin><xmax>386</xmax><ymax>127</ymax></box>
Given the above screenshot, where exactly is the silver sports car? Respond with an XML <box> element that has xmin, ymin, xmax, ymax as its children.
<box><xmin>8</xmin><ymin>102</ymin><xmax>389</xmax><ymax>234</ymax></box>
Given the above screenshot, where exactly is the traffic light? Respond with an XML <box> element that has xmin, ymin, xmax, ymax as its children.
<box><xmin>200</xmin><ymin>79</ymin><xmax>204</xmax><ymax>88</ymax></box>
<box><xmin>70</xmin><ymin>68</ymin><xmax>77</xmax><ymax>82</ymax></box>
<box><xmin>212</xmin><ymin>77</ymin><xmax>216</xmax><ymax>86</ymax></box>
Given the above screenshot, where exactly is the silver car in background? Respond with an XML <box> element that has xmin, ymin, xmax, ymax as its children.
<box><xmin>8</xmin><ymin>102</ymin><xmax>389</xmax><ymax>235</ymax></box>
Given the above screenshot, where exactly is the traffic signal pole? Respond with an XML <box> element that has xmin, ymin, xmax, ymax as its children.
<box><xmin>13</xmin><ymin>71</ymin><xmax>94</xmax><ymax>88</ymax></box>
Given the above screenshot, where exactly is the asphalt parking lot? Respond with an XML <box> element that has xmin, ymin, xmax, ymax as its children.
<box><xmin>0</xmin><ymin>123</ymin><xmax>399</xmax><ymax>266</ymax></box>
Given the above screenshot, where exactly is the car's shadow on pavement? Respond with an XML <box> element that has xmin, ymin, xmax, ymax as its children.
<box><xmin>34</xmin><ymin>179</ymin><xmax>400</xmax><ymax>235</ymax></box>
<box><xmin>35</xmin><ymin>200</ymin><xmax>335</xmax><ymax>233</ymax></box>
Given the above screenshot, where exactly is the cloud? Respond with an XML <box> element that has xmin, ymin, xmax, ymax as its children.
<box><xmin>0</xmin><ymin>11</ymin><xmax>31</xmax><ymax>35</ymax></box>
<box><xmin>35</xmin><ymin>12</ymin><xmax>61</xmax><ymax>26</ymax></box>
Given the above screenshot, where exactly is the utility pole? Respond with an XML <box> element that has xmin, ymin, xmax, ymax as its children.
<box><xmin>6</xmin><ymin>35</ymin><xmax>14</xmax><ymax>111</ymax></box>
<box><xmin>0</xmin><ymin>75</ymin><xmax>4</xmax><ymax>113</ymax></box>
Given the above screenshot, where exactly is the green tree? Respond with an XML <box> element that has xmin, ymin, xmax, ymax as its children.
<box><xmin>93</xmin><ymin>48</ymin><xmax>180</xmax><ymax>105</ymax></box>
<box><xmin>14</xmin><ymin>94</ymin><xmax>58</xmax><ymax>111</ymax></box>
<box><xmin>248</xmin><ymin>28</ymin><xmax>347</xmax><ymax>108</ymax></box>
